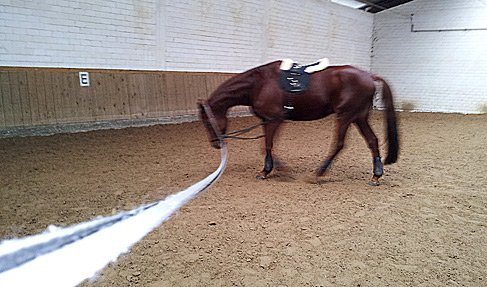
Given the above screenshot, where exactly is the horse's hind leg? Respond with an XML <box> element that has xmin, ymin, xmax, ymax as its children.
<box><xmin>355</xmin><ymin>117</ymin><xmax>383</xmax><ymax>185</ymax></box>
<box><xmin>317</xmin><ymin>116</ymin><xmax>351</xmax><ymax>177</ymax></box>
<box><xmin>257</xmin><ymin>119</ymin><xmax>282</xmax><ymax>179</ymax></box>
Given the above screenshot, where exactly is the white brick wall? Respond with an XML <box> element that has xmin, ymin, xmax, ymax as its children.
<box><xmin>0</xmin><ymin>0</ymin><xmax>373</xmax><ymax>72</ymax></box>
<box><xmin>372</xmin><ymin>0</ymin><xmax>487</xmax><ymax>114</ymax></box>
<box><xmin>266</xmin><ymin>0</ymin><xmax>372</xmax><ymax>69</ymax></box>
<box><xmin>0</xmin><ymin>0</ymin><xmax>159</xmax><ymax>69</ymax></box>
<box><xmin>164</xmin><ymin>0</ymin><xmax>267</xmax><ymax>72</ymax></box>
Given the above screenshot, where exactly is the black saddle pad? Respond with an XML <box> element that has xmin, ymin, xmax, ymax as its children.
<box><xmin>279</xmin><ymin>64</ymin><xmax>310</xmax><ymax>93</ymax></box>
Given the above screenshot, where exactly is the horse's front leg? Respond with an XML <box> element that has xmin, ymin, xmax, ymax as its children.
<box><xmin>256</xmin><ymin>151</ymin><xmax>273</xmax><ymax>180</ymax></box>
<box><xmin>256</xmin><ymin>119</ymin><xmax>282</xmax><ymax>180</ymax></box>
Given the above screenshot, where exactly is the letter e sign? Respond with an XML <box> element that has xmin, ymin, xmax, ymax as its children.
<box><xmin>79</xmin><ymin>72</ymin><xmax>90</xmax><ymax>87</ymax></box>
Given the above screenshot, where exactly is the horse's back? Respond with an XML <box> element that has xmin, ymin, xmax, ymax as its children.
<box><xmin>327</xmin><ymin>66</ymin><xmax>375</xmax><ymax>89</ymax></box>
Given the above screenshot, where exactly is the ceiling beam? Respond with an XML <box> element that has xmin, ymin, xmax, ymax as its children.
<box><xmin>355</xmin><ymin>0</ymin><xmax>388</xmax><ymax>12</ymax></box>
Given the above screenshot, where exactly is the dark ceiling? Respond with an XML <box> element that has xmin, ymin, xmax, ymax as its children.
<box><xmin>358</xmin><ymin>0</ymin><xmax>414</xmax><ymax>13</ymax></box>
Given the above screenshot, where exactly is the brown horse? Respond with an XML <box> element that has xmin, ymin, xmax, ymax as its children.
<box><xmin>198</xmin><ymin>60</ymin><xmax>399</xmax><ymax>185</ymax></box>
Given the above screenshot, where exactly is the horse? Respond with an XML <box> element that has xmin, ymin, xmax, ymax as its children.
<box><xmin>198</xmin><ymin>59</ymin><xmax>399</xmax><ymax>185</ymax></box>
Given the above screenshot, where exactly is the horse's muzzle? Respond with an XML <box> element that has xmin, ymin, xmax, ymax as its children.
<box><xmin>211</xmin><ymin>139</ymin><xmax>222</xmax><ymax>149</ymax></box>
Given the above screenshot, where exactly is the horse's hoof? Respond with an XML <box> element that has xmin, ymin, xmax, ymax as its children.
<box><xmin>368</xmin><ymin>177</ymin><xmax>381</xmax><ymax>186</ymax></box>
<box><xmin>303</xmin><ymin>174</ymin><xmax>318</xmax><ymax>184</ymax></box>
<box><xmin>315</xmin><ymin>168</ymin><xmax>328</xmax><ymax>178</ymax></box>
<box><xmin>256</xmin><ymin>173</ymin><xmax>268</xmax><ymax>180</ymax></box>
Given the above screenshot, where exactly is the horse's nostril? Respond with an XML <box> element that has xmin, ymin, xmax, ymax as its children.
<box><xmin>211</xmin><ymin>140</ymin><xmax>221</xmax><ymax>149</ymax></box>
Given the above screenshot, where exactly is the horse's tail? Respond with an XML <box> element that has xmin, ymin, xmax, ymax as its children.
<box><xmin>373</xmin><ymin>75</ymin><xmax>399</xmax><ymax>164</ymax></box>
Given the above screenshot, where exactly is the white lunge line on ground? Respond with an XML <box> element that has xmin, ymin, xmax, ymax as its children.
<box><xmin>0</xmin><ymin>146</ymin><xmax>227</xmax><ymax>287</ymax></box>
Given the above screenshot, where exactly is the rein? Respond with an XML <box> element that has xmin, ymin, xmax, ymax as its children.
<box><xmin>202</xmin><ymin>103</ymin><xmax>266</xmax><ymax>141</ymax></box>
<box><xmin>222</xmin><ymin>122</ymin><xmax>265</xmax><ymax>140</ymax></box>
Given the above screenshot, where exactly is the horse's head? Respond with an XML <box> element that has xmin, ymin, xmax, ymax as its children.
<box><xmin>197</xmin><ymin>99</ymin><xmax>227</xmax><ymax>149</ymax></box>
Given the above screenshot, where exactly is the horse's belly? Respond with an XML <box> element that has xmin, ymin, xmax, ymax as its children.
<box><xmin>289</xmin><ymin>105</ymin><xmax>333</xmax><ymax>121</ymax></box>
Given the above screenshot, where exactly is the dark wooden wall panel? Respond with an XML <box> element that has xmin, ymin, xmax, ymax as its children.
<box><xmin>0</xmin><ymin>72</ymin><xmax>12</xmax><ymax>127</ymax></box>
<box><xmin>0</xmin><ymin>67</ymin><xmax>236</xmax><ymax>129</ymax></box>
<box><xmin>7</xmin><ymin>72</ymin><xmax>24</xmax><ymax>126</ymax></box>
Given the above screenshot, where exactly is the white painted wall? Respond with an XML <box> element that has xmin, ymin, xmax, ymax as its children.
<box><xmin>0</xmin><ymin>0</ymin><xmax>373</xmax><ymax>72</ymax></box>
<box><xmin>265</xmin><ymin>0</ymin><xmax>372</xmax><ymax>69</ymax></box>
<box><xmin>372</xmin><ymin>0</ymin><xmax>487</xmax><ymax>114</ymax></box>
<box><xmin>0</xmin><ymin>0</ymin><xmax>160</xmax><ymax>69</ymax></box>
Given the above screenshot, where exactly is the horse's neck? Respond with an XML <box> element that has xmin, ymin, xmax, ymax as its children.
<box><xmin>211</xmin><ymin>95</ymin><xmax>247</xmax><ymax>114</ymax></box>
<box><xmin>209</xmin><ymin>71</ymin><xmax>256</xmax><ymax>114</ymax></box>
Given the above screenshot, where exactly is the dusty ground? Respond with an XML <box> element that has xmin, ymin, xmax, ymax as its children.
<box><xmin>1</xmin><ymin>112</ymin><xmax>486</xmax><ymax>287</ymax></box>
